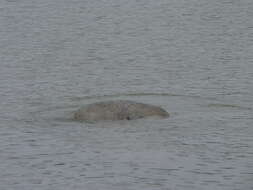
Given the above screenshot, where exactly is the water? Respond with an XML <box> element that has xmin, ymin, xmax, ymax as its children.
<box><xmin>0</xmin><ymin>0</ymin><xmax>253</xmax><ymax>189</ymax></box>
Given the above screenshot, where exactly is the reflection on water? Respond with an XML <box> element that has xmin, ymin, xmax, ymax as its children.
<box><xmin>0</xmin><ymin>0</ymin><xmax>253</xmax><ymax>189</ymax></box>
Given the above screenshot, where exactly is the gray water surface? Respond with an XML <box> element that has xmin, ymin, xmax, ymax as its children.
<box><xmin>0</xmin><ymin>0</ymin><xmax>253</xmax><ymax>189</ymax></box>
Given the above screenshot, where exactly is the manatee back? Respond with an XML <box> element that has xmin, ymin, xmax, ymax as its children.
<box><xmin>73</xmin><ymin>100</ymin><xmax>169</xmax><ymax>122</ymax></box>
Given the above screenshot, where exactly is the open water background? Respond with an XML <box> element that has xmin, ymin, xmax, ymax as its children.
<box><xmin>0</xmin><ymin>0</ymin><xmax>253</xmax><ymax>189</ymax></box>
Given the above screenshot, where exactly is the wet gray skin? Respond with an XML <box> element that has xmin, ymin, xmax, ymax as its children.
<box><xmin>73</xmin><ymin>100</ymin><xmax>169</xmax><ymax>122</ymax></box>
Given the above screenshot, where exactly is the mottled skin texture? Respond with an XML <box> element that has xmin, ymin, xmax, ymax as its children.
<box><xmin>74</xmin><ymin>100</ymin><xmax>169</xmax><ymax>122</ymax></box>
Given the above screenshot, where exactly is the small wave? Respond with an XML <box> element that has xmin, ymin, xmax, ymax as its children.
<box><xmin>207</xmin><ymin>103</ymin><xmax>252</xmax><ymax>110</ymax></box>
<box><xmin>70</xmin><ymin>92</ymin><xmax>207</xmax><ymax>101</ymax></box>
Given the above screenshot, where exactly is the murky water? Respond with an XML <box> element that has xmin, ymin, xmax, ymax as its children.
<box><xmin>0</xmin><ymin>0</ymin><xmax>253</xmax><ymax>189</ymax></box>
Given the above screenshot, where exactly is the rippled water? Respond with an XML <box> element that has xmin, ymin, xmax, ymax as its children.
<box><xmin>1</xmin><ymin>0</ymin><xmax>253</xmax><ymax>189</ymax></box>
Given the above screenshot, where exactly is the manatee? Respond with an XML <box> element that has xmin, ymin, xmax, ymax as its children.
<box><xmin>73</xmin><ymin>100</ymin><xmax>169</xmax><ymax>122</ymax></box>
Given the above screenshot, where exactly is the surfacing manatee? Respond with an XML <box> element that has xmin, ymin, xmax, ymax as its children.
<box><xmin>73</xmin><ymin>100</ymin><xmax>169</xmax><ymax>122</ymax></box>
